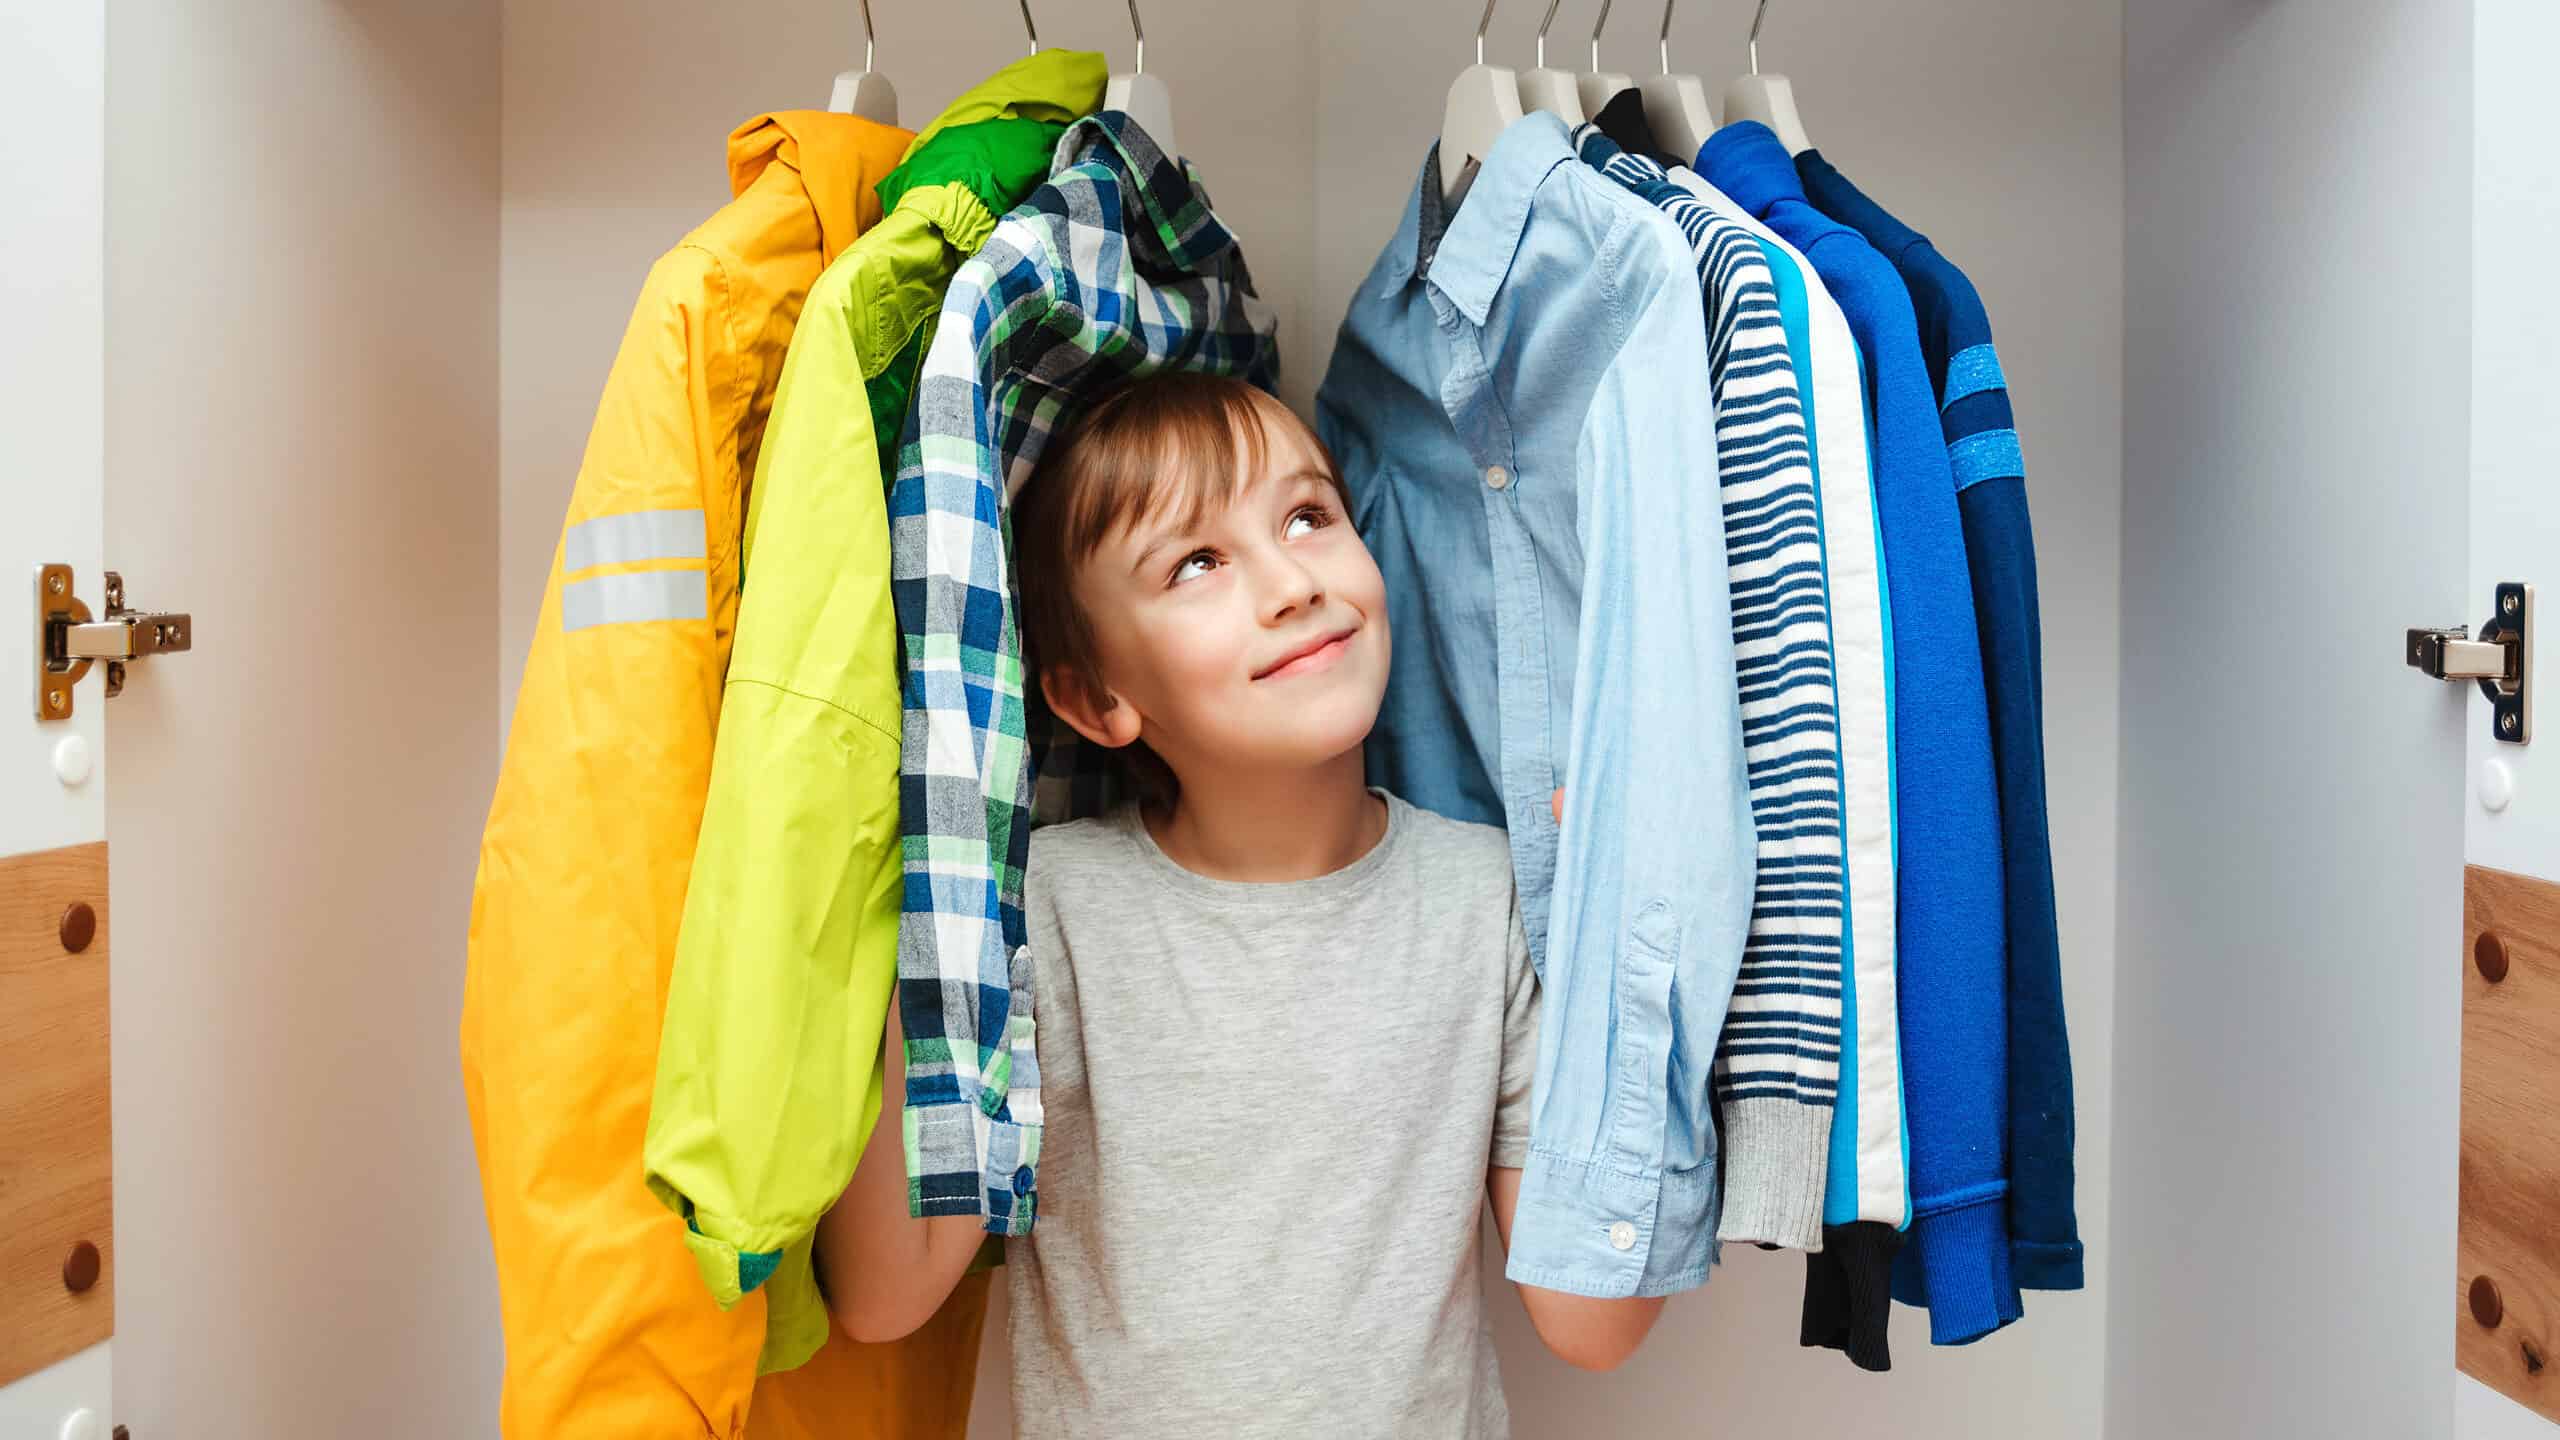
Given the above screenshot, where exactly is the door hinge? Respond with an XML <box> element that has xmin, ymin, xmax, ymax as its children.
<box><xmin>2407</xmin><ymin>581</ymin><xmax>2531</xmax><ymax>745</ymax></box>
<box><xmin>34</xmin><ymin>564</ymin><xmax>194</xmax><ymax>721</ymax></box>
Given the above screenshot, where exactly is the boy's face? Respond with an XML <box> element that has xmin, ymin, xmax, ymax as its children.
<box><xmin>1065</xmin><ymin>404</ymin><xmax>1391</xmax><ymax>783</ymax></box>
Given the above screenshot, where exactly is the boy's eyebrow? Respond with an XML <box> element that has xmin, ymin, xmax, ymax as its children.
<box><xmin>1127</xmin><ymin>522</ymin><xmax>1188</xmax><ymax>578</ymax></box>
<box><xmin>1122</xmin><ymin>467</ymin><xmax>1335</xmax><ymax>577</ymax></box>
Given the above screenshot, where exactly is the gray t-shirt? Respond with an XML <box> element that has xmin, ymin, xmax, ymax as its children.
<box><xmin>1007</xmin><ymin>790</ymin><xmax>1540</xmax><ymax>1439</ymax></box>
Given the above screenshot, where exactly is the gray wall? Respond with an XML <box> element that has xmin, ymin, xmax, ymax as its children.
<box><xmin>2113</xmin><ymin>2</ymin><xmax>2471</xmax><ymax>1435</ymax></box>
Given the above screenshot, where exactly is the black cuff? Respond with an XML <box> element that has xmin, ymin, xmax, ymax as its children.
<box><xmin>1802</xmin><ymin>1221</ymin><xmax>1902</xmax><ymax>1372</ymax></box>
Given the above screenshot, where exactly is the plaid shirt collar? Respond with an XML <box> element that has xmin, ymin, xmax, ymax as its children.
<box><xmin>1055</xmin><ymin>110</ymin><xmax>1239</xmax><ymax>273</ymax></box>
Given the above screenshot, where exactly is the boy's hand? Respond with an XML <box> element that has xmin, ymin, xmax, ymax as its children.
<box><xmin>1551</xmin><ymin>787</ymin><xmax>1563</xmax><ymax>824</ymax></box>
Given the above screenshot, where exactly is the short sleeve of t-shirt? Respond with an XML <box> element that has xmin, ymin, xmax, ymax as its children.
<box><xmin>1494</xmin><ymin>896</ymin><xmax>1538</xmax><ymax>1170</ymax></box>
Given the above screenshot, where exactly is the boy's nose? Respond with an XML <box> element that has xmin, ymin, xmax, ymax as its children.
<box><xmin>1262</xmin><ymin>561</ymin><xmax>1326</xmax><ymax>623</ymax></box>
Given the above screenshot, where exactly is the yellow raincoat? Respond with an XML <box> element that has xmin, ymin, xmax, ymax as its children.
<box><xmin>461</xmin><ymin>110</ymin><xmax>989</xmax><ymax>1440</ymax></box>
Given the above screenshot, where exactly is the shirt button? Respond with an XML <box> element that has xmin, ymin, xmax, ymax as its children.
<box><xmin>1485</xmin><ymin>464</ymin><xmax>1511</xmax><ymax>491</ymax></box>
<box><xmin>1609</xmin><ymin>1221</ymin><xmax>1637</xmax><ymax>1252</ymax></box>
<box><xmin>1012</xmin><ymin>1166</ymin><xmax>1035</xmax><ymax>1195</ymax></box>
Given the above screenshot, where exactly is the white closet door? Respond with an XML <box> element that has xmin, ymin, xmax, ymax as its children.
<box><xmin>2120</xmin><ymin>0</ymin><xmax>2560</xmax><ymax>1435</ymax></box>
<box><xmin>2456</xmin><ymin>2</ymin><xmax>2560</xmax><ymax>1435</ymax></box>
<box><xmin>1</xmin><ymin>1</ymin><xmax>115</xmax><ymax>1434</ymax></box>
<box><xmin>81</xmin><ymin>2</ymin><xmax>504</xmax><ymax>1436</ymax></box>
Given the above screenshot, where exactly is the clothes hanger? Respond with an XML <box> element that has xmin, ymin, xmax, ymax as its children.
<box><xmin>1637</xmin><ymin>0</ymin><xmax>1714</xmax><ymax>165</ymax></box>
<box><xmin>1441</xmin><ymin>0</ymin><xmax>1525</xmax><ymax>205</ymax></box>
<box><xmin>1723</xmin><ymin>0</ymin><xmax>1812</xmax><ymax>154</ymax></box>
<box><xmin>1576</xmin><ymin>0</ymin><xmax>1634</xmax><ymax>120</ymax></box>
<box><xmin>1516</xmin><ymin>0</ymin><xmax>1588</xmax><ymax>125</ymax></box>
<box><xmin>1102</xmin><ymin>0</ymin><xmax>1180</xmax><ymax>160</ymax></box>
<box><xmin>825</xmin><ymin>0</ymin><xmax>900</xmax><ymax>123</ymax></box>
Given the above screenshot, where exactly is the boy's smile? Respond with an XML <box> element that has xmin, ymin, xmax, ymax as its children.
<box><xmin>1251</xmin><ymin>626</ymin><xmax>1360</xmax><ymax>683</ymax></box>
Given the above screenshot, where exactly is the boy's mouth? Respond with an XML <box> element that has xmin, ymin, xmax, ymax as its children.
<box><xmin>1252</xmin><ymin>626</ymin><xmax>1359</xmax><ymax>681</ymax></box>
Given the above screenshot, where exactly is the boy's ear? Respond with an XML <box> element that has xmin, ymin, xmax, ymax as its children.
<box><xmin>1042</xmin><ymin>665</ymin><xmax>1143</xmax><ymax>750</ymax></box>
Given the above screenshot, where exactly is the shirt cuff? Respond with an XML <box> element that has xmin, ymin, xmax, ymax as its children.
<box><xmin>1501</xmin><ymin>1148</ymin><xmax>1719</xmax><ymax>1299</ymax></box>
<box><xmin>1800</xmin><ymin>1221</ymin><xmax>1902</xmax><ymax>1372</ymax></box>
<box><xmin>903</xmin><ymin>1100</ymin><xmax>1042</xmax><ymax>1235</ymax></box>
<box><xmin>1714</xmin><ymin>1097</ymin><xmax>1832</xmax><ymax>1251</ymax></box>
<box><xmin>650</xmin><ymin>1183</ymin><xmax>788</xmax><ymax>1308</ymax></box>
<box><xmin>2012</xmin><ymin>1237</ymin><xmax>2085</xmax><ymax>1292</ymax></box>
<box><xmin>1891</xmin><ymin>1185</ymin><xmax>2023</xmax><ymax>1346</ymax></box>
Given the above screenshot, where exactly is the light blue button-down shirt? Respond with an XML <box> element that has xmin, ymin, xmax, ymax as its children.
<box><xmin>1317</xmin><ymin>113</ymin><xmax>1756</xmax><ymax>1299</ymax></box>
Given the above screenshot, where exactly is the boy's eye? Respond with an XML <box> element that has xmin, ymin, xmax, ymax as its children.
<box><xmin>1284</xmin><ymin>504</ymin><xmax>1334</xmax><ymax>540</ymax></box>
<box><xmin>1169</xmin><ymin>550</ymin><xmax>1220</xmax><ymax>585</ymax></box>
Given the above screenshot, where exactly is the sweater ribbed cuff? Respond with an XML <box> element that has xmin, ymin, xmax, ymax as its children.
<box><xmin>1714</xmin><ymin>1098</ymin><xmax>1832</xmax><ymax>1251</ymax></box>
<box><xmin>2013</xmin><ymin>1237</ymin><xmax>2085</xmax><ymax>1292</ymax></box>
<box><xmin>1801</xmin><ymin>1221</ymin><xmax>1901</xmax><ymax>1372</ymax></box>
<box><xmin>1907</xmin><ymin>1191</ymin><xmax>2022</xmax><ymax>1346</ymax></box>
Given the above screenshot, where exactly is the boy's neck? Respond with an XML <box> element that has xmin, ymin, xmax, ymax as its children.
<box><xmin>1146</xmin><ymin>746</ymin><xmax>1385</xmax><ymax>884</ymax></box>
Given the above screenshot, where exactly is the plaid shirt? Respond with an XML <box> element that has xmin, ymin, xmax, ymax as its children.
<box><xmin>891</xmin><ymin>112</ymin><xmax>1279</xmax><ymax>1234</ymax></box>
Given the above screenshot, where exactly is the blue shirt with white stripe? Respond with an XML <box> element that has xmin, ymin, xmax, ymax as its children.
<box><xmin>1797</xmin><ymin>147</ymin><xmax>2083</xmax><ymax>1295</ymax></box>
<box><xmin>1577</xmin><ymin>126</ymin><xmax>1846</xmax><ymax>1252</ymax></box>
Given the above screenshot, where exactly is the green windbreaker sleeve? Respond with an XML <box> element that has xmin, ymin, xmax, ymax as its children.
<box><xmin>643</xmin><ymin>50</ymin><xmax>1104</xmax><ymax>1377</ymax></box>
<box><xmin>642</xmin><ymin>244</ymin><xmax>909</xmax><ymax>1374</ymax></box>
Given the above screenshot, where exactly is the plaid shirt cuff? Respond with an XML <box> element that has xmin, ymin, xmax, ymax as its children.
<box><xmin>903</xmin><ymin>982</ymin><xmax>1044</xmax><ymax>1233</ymax></box>
<box><xmin>904</xmin><ymin>1101</ymin><xmax>1042</xmax><ymax>1235</ymax></box>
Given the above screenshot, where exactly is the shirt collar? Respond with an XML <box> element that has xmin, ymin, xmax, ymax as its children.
<box><xmin>1796</xmin><ymin>147</ymin><xmax>1929</xmax><ymax>260</ymax></box>
<box><xmin>1696</xmin><ymin>120</ymin><xmax>1805</xmax><ymax>217</ymax></box>
<box><xmin>1053</xmin><ymin>111</ymin><xmax>1241</xmax><ymax>272</ymax></box>
<box><xmin>1378</xmin><ymin>112</ymin><xmax>1576</xmax><ymax>326</ymax></box>
<box><xmin>1574</xmin><ymin>123</ymin><xmax>1626</xmax><ymax>172</ymax></box>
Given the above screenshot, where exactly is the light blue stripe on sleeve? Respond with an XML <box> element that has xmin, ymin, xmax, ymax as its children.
<box><xmin>1940</xmin><ymin>343</ymin><xmax>2007</xmax><ymax>410</ymax></box>
<box><xmin>561</xmin><ymin>570</ymin><xmax>707</xmax><ymax>632</ymax></box>
<box><xmin>1949</xmin><ymin>429</ymin><xmax>2025</xmax><ymax>492</ymax></box>
<box><xmin>563</xmin><ymin>508</ymin><xmax>708</xmax><ymax>571</ymax></box>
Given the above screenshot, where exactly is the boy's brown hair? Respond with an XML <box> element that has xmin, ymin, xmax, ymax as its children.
<box><xmin>1013</xmin><ymin>373</ymin><xmax>1351</xmax><ymax>798</ymax></box>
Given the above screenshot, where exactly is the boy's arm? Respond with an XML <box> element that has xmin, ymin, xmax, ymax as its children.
<box><xmin>816</xmin><ymin>998</ymin><xmax>987</xmax><ymax>1343</ymax></box>
<box><xmin>1489</xmin><ymin>1167</ymin><xmax>1667</xmax><ymax>1371</ymax></box>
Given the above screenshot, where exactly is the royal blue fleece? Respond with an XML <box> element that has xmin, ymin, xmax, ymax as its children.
<box><xmin>1798</xmin><ymin>147</ymin><xmax>2084</xmax><ymax>1296</ymax></box>
<box><xmin>1700</xmin><ymin>121</ymin><xmax>2019</xmax><ymax>1346</ymax></box>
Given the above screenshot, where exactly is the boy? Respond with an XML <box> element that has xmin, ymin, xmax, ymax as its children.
<box><xmin>817</xmin><ymin>374</ymin><xmax>1663</xmax><ymax>1436</ymax></box>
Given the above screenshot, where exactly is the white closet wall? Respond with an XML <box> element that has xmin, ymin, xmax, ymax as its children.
<box><xmin>500</xmin><ymin>3</ymin><xmax>2121</xmax><ymax>1436</ymax></box>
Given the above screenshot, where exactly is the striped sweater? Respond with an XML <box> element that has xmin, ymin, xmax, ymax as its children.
<box><xmin>1577</xmin><ymin>126</ymin><xmax>1843</xmax><ymax>1251</ymax></box>
<box><xmin>1669</xmin><ymin>160</ymin><xmax>1907</xmax><ymax>1229</ymax></box>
